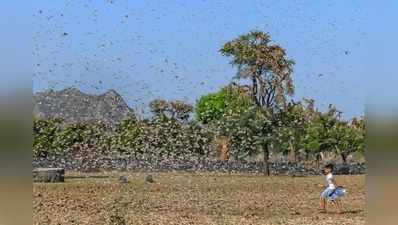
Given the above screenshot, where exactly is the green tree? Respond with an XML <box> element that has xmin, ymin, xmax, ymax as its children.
<box><xmin>351</xmin><ymin>116</ymin><xmax>365</xmax><ymax>154</ymax></box>
<box><xmin>114</xmin><ymin>113</ymin><xmax>141</xmax><ymax>157</ymax></box>
<box><xmin>300</xmin><ymin>104</ymin><xmax>341</xmax><ymax>167</ymax></box>
<box><xmin>195</xmin><ymin>84</ymin><xmax>253</xmax><ymax>124</ymax></box>
<box><xmin>329</xmin><ymin>118</ymin><xmax>365</xmax><ymax>164</ymax></box>
<box><xmin>53</xmin><ymin>122</ymin><xmax>109</xmax><ymax>154</ymax></box>
<box><xmin>275</xmin><ymin>101</ymin><xmax>308</xmax><ymax>162</ymax></box>
<box><xmin>220</xmin><ymin>30</ymin><xmax>295</xmax><ymax>175</ymax></box>
<box><xmin>235</xmin><ymin>107</ymin><xmax>273</xmax><ymax>162</ymax></box>
<box><xmin>33</xmin><ymin>118</ymin><xmax>112</xmax><ymax>157</ymax></box>
<box><xmin>33</xmin><ymin>118</ymin><xmax>62</xmax><ymax>156</ymax></box>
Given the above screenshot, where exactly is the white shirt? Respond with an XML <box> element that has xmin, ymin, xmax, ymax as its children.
<box><xmin>326</xmin><ymin>173</ymin><xmax>336</xmax><ymax>189</ymax></box>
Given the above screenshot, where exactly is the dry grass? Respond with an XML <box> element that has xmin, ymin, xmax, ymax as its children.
<box><xmin>33</xmin><ymin>172</ymin><xmax>365</xmax><ymax>225</ymax></box>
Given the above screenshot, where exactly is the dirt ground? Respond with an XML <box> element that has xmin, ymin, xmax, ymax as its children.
<box><xmin>33</xmin><ymin>172</ymin><xmax>365</xmax><ymax>225</ymax></box>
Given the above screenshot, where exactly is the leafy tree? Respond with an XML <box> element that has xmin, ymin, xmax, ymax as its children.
<box><xmin>147</xmin><ymin>116</ymin><xmax>181</xmax><ymax>159</ymax></box>
<box><xmin>183</xmin><ymin>121</ymin><xmax>214</xmax><ymax>160</ymax></box>
<box><xmin>301</xmin><ymin>116</ymin><xmax>324</xmax><ymax>164</ymax></box>
<box><xmin>137</xmin><ymin>103</ymin><xmax>201</xmax><ymax>160</ymax></box>
<box><xmin>149</xmin><ymin>99</ymin><xmax>169</xmax><ymax>118</ymax></box>
<box><xmin>275</xmin><ymin>101</ymin><xmax>308</xmax><ymax>162</ymax></box>
<box><xmin>329</xmin><ymin>118</ymin><xmax>365</xmax><ymax>164</ymax></box>
<box><xmin>235</xmin><ymin>107</ymin><xmax>273</xmax><ymax>162</ymax></box>
<box><xmin>169</xmin><ymin>100</ymin><xmax>194</xmax><ymax>121</ymax></box>
<box><xmin>53</xmin><ymin>122</ymin><xmax>109</xmax><ymax>154</ymax></box>
<box><xmin>220</xmin><ymin>30</ymin><xmax>295</xmax><ymax>109</ymax></box>
<box><xmin>195</xmin><ymin>84</ymin><xmax>253</xmax><ymax>124</ymax></box>
<box><xmin>195</xmin><ymin>84</ymin><xmax>254</xmax><ymax>161</ymax></box>
<box><xmin>220</xmin><ymin>30</ymin><xmax>295</xmax><ymax>175</ymax></box>
<box><xmin>114</xmin><ymin>113</ymin><xmax>141</xmax><ymax>156</ymax></box>
<box><xmin>33</xmin><ymin>118</ymin><xmax>62</xmax><ymax>156</ymax></box>
<box><xmin>300</xmin><ymin>104</ymin><xmax>341</xmax><ymax>167</ymax></box>
<box><xmin>150</xmin><ymin>99</ymin><xmax>193</xmax><ymax>122</ymax></box>
<box><xmin>351</xmin><ymin>116</ymin><xmax>365</xmax><ymax>155</ymax></box>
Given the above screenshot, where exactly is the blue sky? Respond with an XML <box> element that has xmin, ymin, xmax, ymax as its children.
<box><xmin>31</xmin><ymin>0</ymin><xmax>392</xmax><ymax>119</ymax></box>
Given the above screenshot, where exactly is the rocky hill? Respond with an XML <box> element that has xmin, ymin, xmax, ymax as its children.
<box><xmin>33</xmin><ymin>87</ymin><xmax>133</xmax><ymax>126</ymax></box>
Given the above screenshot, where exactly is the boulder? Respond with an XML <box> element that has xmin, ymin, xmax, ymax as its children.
<box><xmin>33</xmin><ymin>168</ymin><xmax>65</xmax><ymax>183</ymax></box>
<box><xmin>144</xmin><ymin>174</ymin><xmax>154</xmax><ymax>184</ymax></box>
<box><xmin>118</xmin><ymin>175</ymin><xmax>129</xmax><ymax>184</ymax></box>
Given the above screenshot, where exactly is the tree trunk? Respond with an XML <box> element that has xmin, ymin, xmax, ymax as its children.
<box><xmin>251</xmin><ymin>77</ymin><xmax>260</xmax><ymax>106</ymax></box>
<box><xmin>263</xmin><ymin>144</ymin><xmax>270</xmax><ymax>176</ymax></box>
<box><xmin>288</xmin><ymin>141</ymin><xmax>296</xmax><ymax>163</ymax></box>
<box><xmin>218</xmin><ymin>136</ymin><xmax>230</xmax><ymax>161</ymax></box>
<box><xmin>341</xmin><ymin>153</ymin><xmax>347</xmax><ymax>165</ymax></box>
<box><xmin>320</xmin><ymin>152</ymin><xmax>325</xmax><ymax>161</ymax></box>
<box><xmin>316</xmin><ymin>153</ymin><xmax>321</xmax><ymax>170</ymax></box>
<box><xmin>133</xmin><ymin>151</ymin><xmax>137</xmax><ymax>160</ymax></box>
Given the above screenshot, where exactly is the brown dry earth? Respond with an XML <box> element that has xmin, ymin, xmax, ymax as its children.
<box><xmin>33</xmin><ymin>172</ymin><xmax>365</xmax><ymax>225</ymax></box>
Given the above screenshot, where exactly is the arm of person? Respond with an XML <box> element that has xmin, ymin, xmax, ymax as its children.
<box><xmin>331</xmin><ymin>177</ymin><xmax>337</xmax><ymax>186</ymax></box>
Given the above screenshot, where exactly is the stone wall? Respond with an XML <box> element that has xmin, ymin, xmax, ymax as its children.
<box><xmin>33</xmin><ymin>155</ymin><xmax>366</xmax><ymax>175</ymax></box>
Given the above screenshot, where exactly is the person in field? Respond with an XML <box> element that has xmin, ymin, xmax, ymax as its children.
<box><xmin>319</xmin><ymin>163</ymin><xmax>346</xmax><ymax>214</ymax></box>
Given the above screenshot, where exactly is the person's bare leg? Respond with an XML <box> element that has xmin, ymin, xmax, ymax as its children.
<box><xmin>319</xmin><ymin>197</ymin><xmax>326</xmax><ymax>212</ymax></box>
<box><xmin>335</xmin><ymin>200</ymin><xmax>343</xmax><ymax>214</ymax></box>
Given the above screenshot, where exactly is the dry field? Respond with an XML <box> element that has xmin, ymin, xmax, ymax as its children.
<box><xmin>33</xmin><ymin>172</ymin><xmax>365</xmax><ymax>225</ymax></box>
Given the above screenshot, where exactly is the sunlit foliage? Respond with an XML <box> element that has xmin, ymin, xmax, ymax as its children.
<box><xmin>33</xmin><ymin>31</ymin><xmax>365</xmax><ymax>168</ymax></box>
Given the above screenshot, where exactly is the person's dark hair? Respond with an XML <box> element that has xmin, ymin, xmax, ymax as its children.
<box><xmin>324</xmin><ymin>163</ymin><xmax>334</xmax><ymax>172</ymax></box>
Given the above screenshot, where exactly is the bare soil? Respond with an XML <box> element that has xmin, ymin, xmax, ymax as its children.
<box><xmin>33</xmin><ymin>172</ymin><xmax>365</xmax><ymax>225</ymax></box>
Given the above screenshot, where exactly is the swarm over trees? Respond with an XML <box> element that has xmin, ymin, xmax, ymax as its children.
<box><xmin>33</xmin><ymin>118</ymin><xmax>112</xmax><ymax>157</ymax></box>
<box><xmin>196</xmin><ymin>84</ymin><xmax>258</xmax><ymax>160</ymax></box>
<box><xmin>33</xmin><ymin>30</ymin><xmax>365</xmax><ymax>171</ymax></box>
<box><xmin>33</xmin><ymin>100</ymin><xmax>365</xmax><ymax>165</ymax></box>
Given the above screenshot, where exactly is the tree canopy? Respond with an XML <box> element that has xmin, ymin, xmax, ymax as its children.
<box><xmin>195</xmin><ymin>84</ymin><xmax>253</xmax><ymax>124</ymax></box>
<box><xmin>220</xmin><ymin>30</ymin><xmax>295</xmax><ymax>109</ymax></box>
<box><xmin>33</xmin><ymin>30</ymin><xmax>365</xmax><ymax>173</ymax></box>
